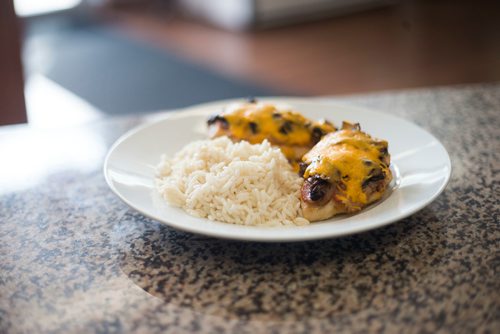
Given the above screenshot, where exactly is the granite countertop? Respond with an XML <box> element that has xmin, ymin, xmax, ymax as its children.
<box><xmin>1</xmin><ymin>84</ymin><xmax>499</xmax><ymax>333</ymax></box>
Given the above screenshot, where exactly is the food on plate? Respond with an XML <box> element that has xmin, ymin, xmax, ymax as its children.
<box><xmin>155</xmin><ymin>136</ymin><xmax>309</xmax><ymax>226</ymax></box>
<box><xmin>299</xmin><ymin>121</ymin><xmax>392</xmax><ymax>221</ymax></box>
<box><xmin>155</xmin><ymin>100</ymin><xmax>393</xmax><ymax>226</ymax></box>
<box><xmin>207</xmin><ymin>100</ymin><xmax>335</xmax><ymax>169</ymax></box>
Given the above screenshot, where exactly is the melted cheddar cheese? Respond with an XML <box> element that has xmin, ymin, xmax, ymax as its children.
<box><xmin>302</xmin><ymin>128</ymin><xmax>390</xmax><ymax>209</ymax></box>
<box><xmin>219</xmin><ymin>102</ymin><xmax>335</xmax><ymax>149</ymax></box>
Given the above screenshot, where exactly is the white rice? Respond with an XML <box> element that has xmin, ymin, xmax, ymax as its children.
<box><xmin>155</xmin><ymin>136</ymin><xmax>309</xmax><ymax>226</ymax></box>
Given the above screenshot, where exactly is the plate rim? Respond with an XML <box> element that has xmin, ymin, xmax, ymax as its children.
<box><xmin>104</xmin><ymin>97</ymin><xmax>452</xmax><ymax>242</ymax></box>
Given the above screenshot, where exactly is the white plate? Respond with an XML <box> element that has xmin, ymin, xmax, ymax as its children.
<box><xmin>104</xmin><ymin>98</ymin><xmax>451</xmax><ymax>242</ymax></box>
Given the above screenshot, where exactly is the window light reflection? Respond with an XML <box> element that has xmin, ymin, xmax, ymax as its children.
<box><xmin>0</xmin><ymin>75</ymin><xmax>106</xmax><ymax>194</ymax></box>
<box><xmin>14</xmin><ymin>0</ymin><xmax>81</xmax><ymax>16</ymax></box>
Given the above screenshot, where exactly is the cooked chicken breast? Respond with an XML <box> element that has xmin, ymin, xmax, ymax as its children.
<box><xmin>299</xmin><ymin>122</ymin><xmax>392</xmax><ymax>221</ymax></box>
<box><xmin>207</xmin><ymin>100</ymin><xmax>336</xmax><ymax>168</ymax></box>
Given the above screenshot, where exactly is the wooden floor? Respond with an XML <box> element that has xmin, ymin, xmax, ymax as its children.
<box><xmin>101</xmin><ymin>0</ymin><xmax>500</xmax><ymax>95</ymax></box>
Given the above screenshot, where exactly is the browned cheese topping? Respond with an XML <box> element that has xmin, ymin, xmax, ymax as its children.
<box><xmin>301</xmin><ymin>122</ymin><xmax>392</xmax><ymax>213</ymax></box>
<box><xmin>207</xmin><ymin>101</ymin><xmax>336</xmax><ymax>165</ymax></box>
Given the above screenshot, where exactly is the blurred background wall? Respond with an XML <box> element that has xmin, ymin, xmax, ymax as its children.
<box><xmin>2</xmin><ymin>0</ymin><xmax>500</xmax><ymax>125</ymax></box>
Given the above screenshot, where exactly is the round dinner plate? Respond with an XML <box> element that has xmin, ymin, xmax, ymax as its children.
<box><xmin>104</xmin><ymin>98</ymin><xmax>451</xmax><ymax>242</ymax></box>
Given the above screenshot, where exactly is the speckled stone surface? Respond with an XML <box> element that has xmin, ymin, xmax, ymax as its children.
<box><xmin>1</xmin><ymin>84</ymin><xmax>499</xmax><ymax>333</ymax></box>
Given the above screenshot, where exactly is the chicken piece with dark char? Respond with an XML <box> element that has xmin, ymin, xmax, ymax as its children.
<box><xmin>299</xmin><ymin>121</ymin><xmax>392</xmax><ymax>221</ymax></box>
<box><xmin>207</xmin><ymin>99</ymin><xmax>336</xmax><ymax>169</ymax></box>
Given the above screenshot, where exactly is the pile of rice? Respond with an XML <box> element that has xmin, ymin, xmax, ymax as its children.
<box><xmin>155</xmin><ymin>136</ymin><xmax>309</xmax><ymax>226</ymax></box>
